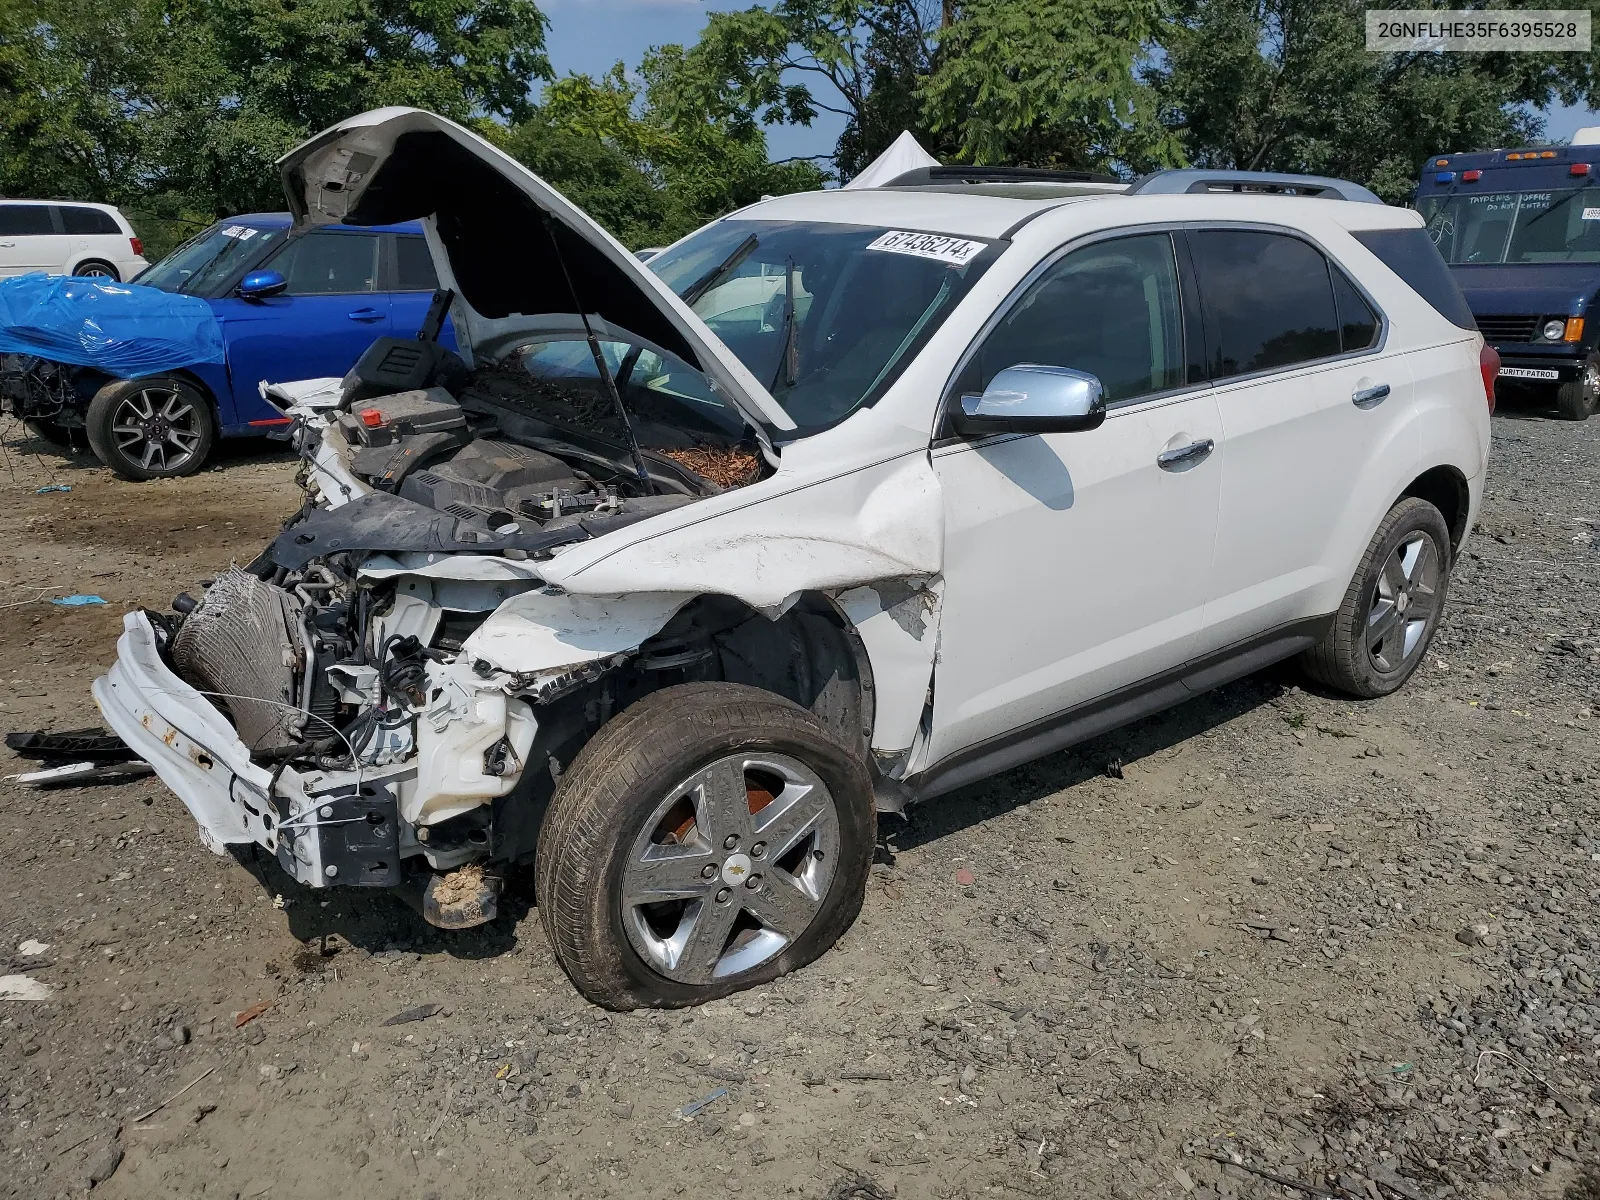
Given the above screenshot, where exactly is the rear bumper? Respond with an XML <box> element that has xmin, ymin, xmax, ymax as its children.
<box><xmin>92</xmin><ymin>611</ymin><xmax>400</xmax><ymax>888</ymax></box>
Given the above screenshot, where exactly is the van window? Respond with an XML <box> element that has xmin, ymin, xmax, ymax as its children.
<box><xmin>59</xmin><ymin>206</ymin><xmax>121</xmax><ymax>235</ymax></box>
<box><xmin>1189</xmin><ymin>230</ymin><xmax>1340</xmax><ymax>378</ymax></box>
<box><xmin>952</xmin><ymin>232</ymin><xmax>1186</xmax><ymax>403</ymax></box>
<box><xmin>0</xmin><ymin>205</ymin><xmax>54</xmax><ymax>236</ymax></box>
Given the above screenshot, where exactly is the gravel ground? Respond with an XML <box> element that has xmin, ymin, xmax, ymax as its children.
<box><xmin>0</xmin><ymin>401</ymin><xmax>1597</xmax><ymax>1200</ymax></box>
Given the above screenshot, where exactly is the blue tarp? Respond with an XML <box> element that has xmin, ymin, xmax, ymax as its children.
<box><xmin>0</xmin><ymin>272</ymin><xmax>224</xmax><ymax>378</ymax></box>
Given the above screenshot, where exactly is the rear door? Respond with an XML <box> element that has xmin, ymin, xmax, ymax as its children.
<box><xmin>0</xmin><ymin>204</ymin><xmax>67</xmax><ymax>275</ymax></box>
<box><xmin>212</xmin><ymin>228</ymin><xmax>389</xmax><ymax>421</ymax></box>
<box><xmin>1188</xmin><ymin>226</ymin><xmax>1418</xmax><ymax>655</ymax></box>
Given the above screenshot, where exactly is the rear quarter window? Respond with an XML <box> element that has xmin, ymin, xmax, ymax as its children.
<box><xmin>60</xmin><ymin>206</ymin><xmax>121</xmax><ymax>235</ymax></box>
<box><xmin>1352</xmin><ymin>228</ymin><xmax>1476</xmax><ymax>330</ymax></box>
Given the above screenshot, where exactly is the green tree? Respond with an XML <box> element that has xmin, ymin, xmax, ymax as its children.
<box><xmin>922</xmin><ymin>0</ymin><xmax>1179</xmax><ymax>170</ymax></box>
<box><xmin>1148</xmin><ymin>0</ymin><xmax>1595</xmax><ymax>200</ymax></box>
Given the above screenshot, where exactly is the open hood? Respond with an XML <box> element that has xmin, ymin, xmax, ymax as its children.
<box><xmin>277</xmin><ymin>107</ymin><xmax>796</xmax><ymax>435</ymax></box>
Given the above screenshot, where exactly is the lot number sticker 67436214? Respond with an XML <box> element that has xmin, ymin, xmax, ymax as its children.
<box><xmin>867</xmin><ymin>230</ymin><xmax>987</xmax><ymax>266</ymax></box>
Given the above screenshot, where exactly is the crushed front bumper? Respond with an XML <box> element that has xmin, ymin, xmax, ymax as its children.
<box><xmin>93</xmin><ymin>611</ymin><xmax>402</xmax><ymax>889</ymax></box>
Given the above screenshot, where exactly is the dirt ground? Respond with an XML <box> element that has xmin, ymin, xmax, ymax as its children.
<box><xmin>1</xmin><ymin>397</ymin><xmax>1597</xmax><ymax>1200</ymax></box>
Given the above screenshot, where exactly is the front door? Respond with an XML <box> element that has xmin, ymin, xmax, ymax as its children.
<box><xmin>0</xmin><ymin>204</ymin><xmax>66</xmax><ymax>276</ymax></box>
<box><xmin>928</xmin><ymin>231</ymin><xmax>1224</xmax><ymax>765</ymax></box>
<box><xmin>213</xmin><ymin>228</ymin><xmax>390</xmax><ymax>424</ymax></box>
<box><xmin>1185</xmin><ymin>228</ymin><xmax>1420</xmax><ymax>654</ymax></box>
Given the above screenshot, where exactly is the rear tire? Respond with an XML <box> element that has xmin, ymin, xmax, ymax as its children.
<box><xmin>1300</xmin><ymin>497</ymin><xmax>1452</xmax><ymax>698</ymax></box>
<box><xmin>86</xmin><ymin>376</ymin><xmax>215</xmax><ymax>480</ymax></box>
<box><xmin>535</xmin><ymin>682</ymin><xmax>875</xmax><ymax>1010</ymax></box>
<box><xmin>73</xmin><ymin>259</ymin><xmax>120</xmax><ymax>281</ymax></box>
<box><xmin>1555</xmin><ymin>358</ymin><xmax>1598</xmax><ymax>420</ymax></box>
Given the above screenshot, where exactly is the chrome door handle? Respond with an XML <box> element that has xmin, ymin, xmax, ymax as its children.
<box><xmin>1157</xmin><ymin>438</ymin><xmax>1215</xmax><ymax>470</ymax></box>
<box><xmin>1352</xmin><ymin>383</ymin><xmax>1391</xmax><ymax>408</ymax></box>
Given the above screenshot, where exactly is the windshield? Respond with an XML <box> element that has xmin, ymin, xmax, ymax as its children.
<box><xmin>137</xmin><ymin>221</ymin><xmax>285</xmax><ymax>294</ymax></box>
<box><xmin>1420</xmin><ymin>188</ymin><xmax>1600</xmax><ymax>264</ymax></box>
<box><xmin>650</xmin><ymin>220</ymin><xmax>997</xmax><ymax>430</ymax></box>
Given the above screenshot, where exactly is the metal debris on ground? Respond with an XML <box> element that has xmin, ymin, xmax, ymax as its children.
<box><xmin>381</xmin><ymin>1001</ymin><xmax>443</xmax><ymax>1026</ymax></box>
<box><xmin>6</xmin><ymin>760</ymin><xmax>153</xmax><ymax>787</ymax></box>
<box><xmin>676</xmin><ymin>1086</ymin><xmax>729</xmax><ymax>1119</ymax></box>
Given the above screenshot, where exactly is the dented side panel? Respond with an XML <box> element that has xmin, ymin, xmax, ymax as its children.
<box><xmin>834</xmin><ymin>578</ymin><xmax>942</xmax><ymax>757</ymax></box>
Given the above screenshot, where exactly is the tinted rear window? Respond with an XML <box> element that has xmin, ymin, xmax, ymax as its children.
<box><xmin>0</xmin><ymin>205</ymin><xmax>53</xmax><ymax>236</ymax></box>
<box><xmin>60</xmin><ymin>206</ymin><xmax>121</xmax><ymax>235</ymax></box>
<box><xmin>1190</xmin><ymin>230</ymin><xmax>1341</xmax><ymax>378</ymax></box>
<box><xmin>1352</xmin><ymin>227</ymin><xmax>1476</xmax><ymax>330</ymax></box>
<box><xmin>395</xmin><ymin>235</ymin><xmax>438</xmax><ymax>290</ymax></box>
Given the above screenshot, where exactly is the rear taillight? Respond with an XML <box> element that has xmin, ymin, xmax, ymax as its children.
<box><xmin>1479</xmin><ymin>341</ymin><xmax>1499</xmax><ymax>412</ymax></box>
<box><xmin>129</xmin><ymin>236</ymin><xmax>143</xmax><ymax>257</ymax></box>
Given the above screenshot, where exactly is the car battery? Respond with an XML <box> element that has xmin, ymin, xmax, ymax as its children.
<box><xmin>339</xmin><ymin>387</ymin><xmax>466</xmax><ymax>447</ymax></box>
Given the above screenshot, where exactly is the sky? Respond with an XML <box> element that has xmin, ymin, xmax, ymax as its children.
<box><xmin>538</xmin><ymin>0</ymin><xmax>1600</xmax><ymax>166</ymax></box>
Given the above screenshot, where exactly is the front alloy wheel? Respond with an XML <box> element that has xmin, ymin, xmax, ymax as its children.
<box><xmin>86</xmin><ymin>376</ymin><xmax>216</xmax><ymax>479</ymax></box>
<box><xmin>536</xmin><ymin>682</ymin><xmax>875</xmax><ymax>1009</ymax></box>
<box><xmin>622</xmin><ymin>752</ymin><xmax>840</xmax><ymax>984</ymax></box>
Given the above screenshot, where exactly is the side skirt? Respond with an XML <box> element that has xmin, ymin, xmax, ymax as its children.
<box><xmin>907</xmin><ymin>615</ymin><xmax>1332</xmax><ymax>803</ymax></box>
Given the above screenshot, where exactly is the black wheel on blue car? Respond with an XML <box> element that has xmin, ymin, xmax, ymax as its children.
<box><xmin>86</xmin><ymin>376</ymin><xmax>215</xmax><ymax>480</ymax></box>
<box><xmin>1555</xmin><ymin>355</ymin><xmax>1599</xmax><ymax>421</ymax></box>
<box><xmin>535</xmin><ymin>682</ymin><xmax>876</xmax><ymax>1010</ymax></box>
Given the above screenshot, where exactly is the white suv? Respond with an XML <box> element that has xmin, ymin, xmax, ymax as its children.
<box><xmin>0</xmin><ymin>199</ymin><xmax>148</xmax><ymax>280</ymax></box>
<box><xmin>94</xmin><ymin>110</ymin><xmax>1493</xmax><ymax>1009</ymax></box>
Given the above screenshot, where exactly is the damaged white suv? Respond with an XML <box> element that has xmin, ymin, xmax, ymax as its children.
<box><xmin>94</xmin><ymin>109</ymin><xmax>1494</xmax><ymax>1009</ymax></box>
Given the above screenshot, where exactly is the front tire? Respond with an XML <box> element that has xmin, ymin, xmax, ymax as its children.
<box><xmin>1301</xmin><ymin>497</ymin><xmax>1452</xmax><ymax>698</ymax></box>
<box><xmin>86</xmin><ymin>376</ymin><xmax>216</xmax><ymax>479</ymax></box>
<box><xmin>1556</xmin><ymin>357</ymin><xmax>1599</xmax><ymax>420</ymax></box>
<box><xmin>536</xmin><ymin>683</ymin><xmax>875</xmax><ymax>1010</ymax></box>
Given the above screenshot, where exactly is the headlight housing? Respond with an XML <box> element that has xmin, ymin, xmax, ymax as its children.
<box><xmin>1544</xmin><ymin>318</ymin><xmax>1567</xmax><ymax>341</ymax></box>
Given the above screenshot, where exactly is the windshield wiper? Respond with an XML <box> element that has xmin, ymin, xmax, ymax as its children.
<box><xmin>768</xmin><ymin>257</ymin><xmax>799</xmax><ymax>392</ymax></box>
<box><xmin>679</xmin><ymin>233</ymin><xmax>759</xmax><ymax>308</ymax></box>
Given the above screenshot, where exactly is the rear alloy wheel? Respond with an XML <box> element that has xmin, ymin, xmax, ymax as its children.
<box><xmin>86</xmin><ymin>377</ymin><xmax>215</xmax><ymax>479</ymax></box>
<box><xmin>73</xmin><ymin>259</ymin><xmax>120</xmax><ymax>281</ymax></box>
<box><xmin>1301</xmin><ymin>496</ymin><xmax>1452</xmax><ymax>698</ymax></box>
<box><xmin>536</xmin><ymin>682</ymin><xmax>875</xmax><ymax>1009</ymax></box>
<box><xmin>1555</xmin><ymin>356</ymin><xmax>1599</xmax><ymax>420</ymax></box>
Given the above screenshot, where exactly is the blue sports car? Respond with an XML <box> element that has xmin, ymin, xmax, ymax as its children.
<box><xmin>0</xmin><ymin>212</ymin><xmax>453</xmax><ymax>478</ymax></box>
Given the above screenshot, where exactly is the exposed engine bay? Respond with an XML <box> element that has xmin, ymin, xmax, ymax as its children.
<box><xmin>120</xmin><ymin>298</ymin><xmax>802</xmax><ymax>927</ymax></box>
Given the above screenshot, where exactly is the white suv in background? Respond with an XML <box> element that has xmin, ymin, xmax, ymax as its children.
<box><xmin>95</xmin><ymin>111</ymin><xmax>1494</xmax><ymax>1010</ymax></box>
<box><xmin>0</xmin><ymin>199</ymin><xmax>148</xmax><ymax>280</ymax></box>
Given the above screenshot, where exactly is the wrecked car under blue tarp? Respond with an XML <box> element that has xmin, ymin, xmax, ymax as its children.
<box><xmin>0</xmin><ymin>272</ymin><xmax>225</xmax><ymax>378</ymax></box>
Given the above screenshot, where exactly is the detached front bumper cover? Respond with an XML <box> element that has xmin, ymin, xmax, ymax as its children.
<box><xmin>93</xmin><ymin>611</ymin><xmax>400</xmax><ymax>888</ymax></box>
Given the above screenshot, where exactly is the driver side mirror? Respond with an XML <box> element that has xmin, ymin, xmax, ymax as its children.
<box><xmin>238</xmin><ymin>269</ymin><xmax>288</xmax><ymax>300</ymax></box>
<box><xmin>951</xmin><ymin>364</ymin><xmax>1107</xmax><ymax>437</ymax></box>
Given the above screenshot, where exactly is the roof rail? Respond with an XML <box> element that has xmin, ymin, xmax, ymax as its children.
<box><xmin>1127</xmin><ymin>169</ymin><xmax>1383</xmax><ymax>204</ymax></box>
<box><xmin>883</xmin><ymin>165</ymin><xmax>1121</xmax><ymax>187</ymax></box>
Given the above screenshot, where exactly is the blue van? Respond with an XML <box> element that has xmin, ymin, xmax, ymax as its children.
<box><xmin>1414</xmin><ymin>144</ymin><xmax>1600</xmax><ymax>419</ymax></box>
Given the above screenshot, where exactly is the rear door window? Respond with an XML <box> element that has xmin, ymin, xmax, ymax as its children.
<box><xmin>59</xmin><ymin>206</ymin><xmax>121</xmax><ymax>235</ymax></box>
<box><xmin>1189</xmin><ymin>230</ymin><xmax>1341</xmax><ymax>378</ymax></box>
<box><xmin>267</xmin><ymin>231</ymin><xmax>380</xmax><ymax>294</ymax></box>
<box><xmin>394</xmin><ymin>235</ymin><xmax>438</xmax><ymax>291</ymax></box>
<box><xmin>0</xmin><ymin>205</ymin><xmax>54</xmax><ymax>236</ymax></box>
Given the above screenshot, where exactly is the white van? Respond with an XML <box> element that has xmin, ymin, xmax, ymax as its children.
<box><xmin>0</xmin><ymin>200</ymin><xmax>149</xmax><ymax>281</ymax></box>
